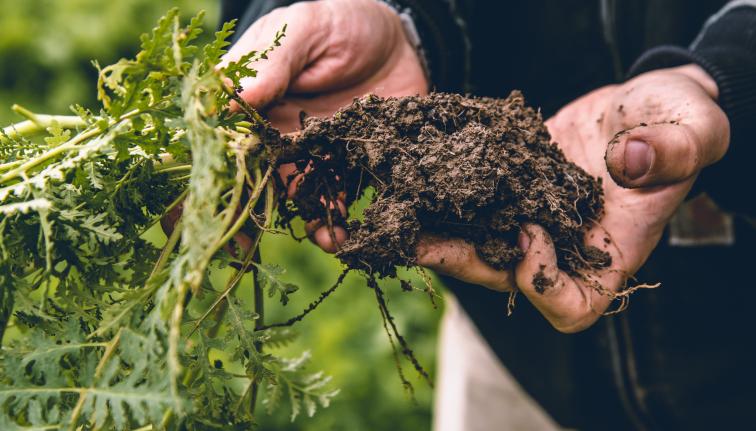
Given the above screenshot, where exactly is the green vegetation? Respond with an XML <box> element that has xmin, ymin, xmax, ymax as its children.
<box><xmin>0</xmin><ymin>2</ymin><xmax>440</xmax><ymax>430</ymax></box>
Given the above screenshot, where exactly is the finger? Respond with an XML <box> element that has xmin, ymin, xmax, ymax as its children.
<box><xmin>514</xmin><ymin>224</ymin><xmax>603</xmax><ymax>333</ymax></box>
<box><xmin>416</xmin><ymin>235</ymin><xmax>515</xmax><ymax>292</ymax></box>
<box><xmin>220</xmin><ymin>3</ymin><xmax>330</xmax><ymax>109</ymax></box>
<box><xmin>312</xmin><ymin>226</ymin><xmax>348</xmax><ymax>253</ymax></box>
<box><xmin>277</xmin><ymin>163</ymin><xmax>304</xmax><ymax>199</ymax></box>
<box><xmin>605</xmin><ymin>112</ymin><xmax>729</xmax><ymax>188</ymax></box>
<box><xmin>160</xmin><ymin>203</ymin><xmax>183</xmax><ymax>237</ymax></box>
<box><xmin>305</xmin><ymin>220</ymin><xmax>348</xmax><ymax>253</ymax></box>
<box><xmin>304</xmin><ymin>198</ymin><xmax>349</xmax><ymax>253</ymax></box>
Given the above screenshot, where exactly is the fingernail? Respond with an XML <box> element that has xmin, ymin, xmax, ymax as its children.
<box><xmin>518</xmin><ymin>230</ymin><xmax>531</xmax><ymax>253</ymax></box>
<box><xmin>624</xmin><ymin>140</ymin><xmax>654</xmax><ymax>180</ymax></box>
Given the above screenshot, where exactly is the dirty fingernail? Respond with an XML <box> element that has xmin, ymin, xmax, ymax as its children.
<box><xmin>624</xmin><ymin>140</ymin><xmax>653</xmax><ymax>180</ymax></box>
<box><xmin>518</xmin><ymin>230</ymin><xmax>531</xmax><ymax>253</ymax></box>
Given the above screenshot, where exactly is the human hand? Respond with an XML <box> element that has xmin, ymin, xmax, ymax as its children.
<box><xmin>224</xmin><ymin>0</ymin><xmax>429</xmax><ymax>252</ymax></box>
<box><xmin>418</xmin><ymin>65</ymin><xmax>729</xmax><ymax>332</ymax></box>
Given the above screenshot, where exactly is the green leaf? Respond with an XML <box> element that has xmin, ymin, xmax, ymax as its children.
<box><xmin>254</xmin><ymin>263</ymin><xmax>299</xmax><ymax>305</ymax></box>
<box><xmin>221</xmin><ymin>24</ymin><xmax>286</xmax><ymax>89</ymax></box>
<box><xmin>43</xmin><ymin>122</ymin><xmax>71</xmax><ymax>147</ymax></box>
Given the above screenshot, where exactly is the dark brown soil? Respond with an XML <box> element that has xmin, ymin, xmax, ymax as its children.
<box><xmin>533</xmin><ymin>265</ymin><xmax>555</xmax><ymax>294</ymax></box>
<box><xmin>277</xmin><ymin>91</ymin><xmax>610</xmax><ymax>278</ymax></box>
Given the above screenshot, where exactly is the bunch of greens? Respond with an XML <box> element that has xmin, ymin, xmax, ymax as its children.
<box><xmin>0</xmin><ymin>10</ymin><xmax>340</xmax><ymax>430</ymax></box>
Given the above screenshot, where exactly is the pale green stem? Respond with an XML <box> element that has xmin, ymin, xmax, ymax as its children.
<box><xmin>69</xmin><ymin>329</ymin><xmax>124</xmax><ymax>430</ymax></box>
<box><xmin>214</xmin><ymin>165</ymin><xmax>273</xmax><ymax>249</ymax></box>
<box><xmin>0</xmin><ymin>108</ymin><xmax>141</xmax><ymax>184</ymax></box>
<box><xmin>219</xmin><ymin>154</ymin><xmax>248</xmax><ymax>233</ymax></box>
<box><xmin>168</xmin><ymin>280</ymin><xmax>188</xmax><ymax>414</ymax></box>
<box><xmin>154</xmin><ymin>164</ymin><xmax>192</xmax><ymax>175</ymax></box>
<box><xmin>1</xmin><ymin>112</ymin><xmax>86</xmax><ymax>143</ymax></box>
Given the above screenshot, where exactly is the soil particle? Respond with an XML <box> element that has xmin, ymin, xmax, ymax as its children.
<box><xmin>280</xmin><ymin>91</ymin><xmax>610</xmax><ymax>278</ymax></box>
<box><xmin>533</xmin><ymin>264</ymin><xmax>555</xmax><ymax>294</ymax></box>
<box><xmin>400</xmin><ymin>280</ymin><xmax>413</xmax><ymax>292</ymax></box>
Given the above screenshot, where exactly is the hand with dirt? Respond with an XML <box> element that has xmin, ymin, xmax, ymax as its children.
<box><xmin>418</xmin><ymin>64</ymin><xmax>730</xmax><ymax>332</ymax></box>
<box><xmin>222</xmin><ymin>0</ymin><xmax>428</xmax><ymax>251</ymax></box>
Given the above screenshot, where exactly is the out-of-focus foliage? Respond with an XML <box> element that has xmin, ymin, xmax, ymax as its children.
<box><xmin>0</xmin><ymin>0</ymin><xmax>217</xmax><ymax>124</ymax></box>
<box><xmin>253</xmin><ymin>229</ymin><xmax>441</xmax><ymax>430</ymax></box>
<box><xmin>0</xmin><ymin>1</ymin><xmax>441</xmax><ymax>430</ymax></box>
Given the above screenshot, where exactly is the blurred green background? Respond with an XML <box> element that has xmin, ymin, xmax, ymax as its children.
<box><xmin>0</xmin><ymin>0</ymin><xmax>442</xmax><ymax>429</ymax></box>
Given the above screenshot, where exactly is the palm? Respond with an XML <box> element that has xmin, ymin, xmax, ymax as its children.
<box><xmin>547</xmin><ymin>86</ymin><xmax>693</xmax><ymax>285</ymax></box>
<box><xmin>417</xmin><ymin>66</ymin><xmax>728</xmax><ymax>332</ymax></box>
<box><xmin>530</xmin><ymin>68</ymin><xmax>727</xmax><ymax>330</ymax></box>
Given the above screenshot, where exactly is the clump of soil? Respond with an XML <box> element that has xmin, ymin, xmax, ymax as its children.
<box><xmin>277</xmin><ymin>91</ymin><xmax>610</xmax><ymax>278</ymax></box>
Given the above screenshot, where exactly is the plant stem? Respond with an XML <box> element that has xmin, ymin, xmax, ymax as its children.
<box><xmin>0</xmin><ymin>108</ymin><xmax>142</xmax><ymax>184</ymax></box>
<box><xmin>257</xmin><ymin>269</ymin><xmax>349</xmax><ymax>330</ymax></box>
<box><xmin>250</xmin><ymin>247</ymin><xmax>263</xmax><ymax>415</ymax></box>
<box><xmin>153</xmin><ymin>164</ymin><xmax>192</xmax><ymax>175</ymax></box>
<box><xmin>68</xmin><ymin>328</ymin><xmax>124</xmax><ymax>429</ymax></box>
<box><xmin>169</xmin><ymin>280</ymin><xmax>189</xmax><ymax>414</ymax></box>
<box><xmin>0</xmin><ymin>113</ymin><xmax>86</xmax><ymax>143</ymax></box>
<box><xmin>186</xmin><ymin>238</ymin><xmax>261</xmax><ymax>339</ymax></box>
<box><xmin>214</xmin><ymin>165</ymin><xmax>272</xmax><ymax>249</ymax></box>
<box><xmin>249</xmin><ymin>180</ymin><xmax>276</xmax><ymax>417</ymax></box>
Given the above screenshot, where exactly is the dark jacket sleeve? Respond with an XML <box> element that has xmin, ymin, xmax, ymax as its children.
<box><xmin>220</xmin><ymin>0</ymin><xmax>297</xmax><ymax>43</ymax></box>
<box><xmin>386</xmin><ymin>0</ymin><xmax>470</xmax><ymax>92</ymax></box>
<box><xmin>627</xmin><ymin>2</ymin><xmax>756</xmax><ymax>216</ymax></box>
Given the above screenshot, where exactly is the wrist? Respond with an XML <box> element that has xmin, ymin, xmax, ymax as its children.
<box><xmin>377</xmin><ymin>0</ymin><xmax>432</xmax><ymax>83</ymax></box>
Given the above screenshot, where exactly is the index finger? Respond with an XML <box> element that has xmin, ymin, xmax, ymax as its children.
<box><xmin>416</xmin><ymin>234</ymin><xmax>515</xmax><ymax>292</ymax></box>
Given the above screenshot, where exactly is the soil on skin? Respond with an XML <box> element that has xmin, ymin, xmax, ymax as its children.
<box><xmin>533</xmin><ymin>265</ymin><xmax>555</xmax><ymax>294</ymax></box>
<box><xmin>277</xmin><ymin>91</ymin><xmax>611</xmax><ymax>279</ymax></box>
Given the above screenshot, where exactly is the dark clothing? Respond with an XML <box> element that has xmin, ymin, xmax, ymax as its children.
<box><xmin>222</xmin><ymin>1</ymin><xmax>756</xmax><ymax>429</ymax></box>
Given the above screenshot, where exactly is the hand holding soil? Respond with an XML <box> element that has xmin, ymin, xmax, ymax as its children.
<box><xmin>221</xmin><ymin>0</ymin><xmax>428</xmax><ymax>132</ymax></box>
<box><xmin>220</xmin><ymin>0</ymin><xmax>427</xmax><ymax>252</ymax></box>
<box><xmin>473</xmin><ymin>64</ymin><xmax>728</xmax><ymax>332</ymax></box>
<box><xmin>221</xmin><ymin>1</ymin><xmax>729</xmax><ymax>333</ymax></box>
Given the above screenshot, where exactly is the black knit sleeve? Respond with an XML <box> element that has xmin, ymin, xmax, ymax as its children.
<box><xmin>387</xmin><ymin>0</ymin><xmax>470</xmax><ymax>92</ymax></box>
<box><xmin>627</xmin><ymin>2</ymin><xmax>756</xmax><ymax>215</ymax></box>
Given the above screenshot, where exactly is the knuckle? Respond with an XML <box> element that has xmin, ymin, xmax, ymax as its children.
<box><xmin>679</xmin><ymin>128</ymin><xmax>703</xmax><ymax>176</ymax></box>
<box><xmin>710</xmin><ymin>107</ymin><xmax>730</xmax><ymax>162</ymax></box>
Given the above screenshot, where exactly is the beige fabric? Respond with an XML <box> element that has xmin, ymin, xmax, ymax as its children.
<box><xmin>433</xmin><ymin>295</ymin><xmax>563</xmax><ymax>431</ymax></box>
<box><xmin>668</xmin><ymin>194</ymin><xmax>734</xmax><ymax>246</ymax></box>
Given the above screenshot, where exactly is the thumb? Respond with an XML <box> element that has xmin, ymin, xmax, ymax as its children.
<box><xmin>605</xmin><ymin>118</ymin><xmax>729</xmax><ymax>188</ymax></box>
<box><xmin>220</xmin><ymin>3</ymin><xmax>329</xmax><ymax>109</ymax></box>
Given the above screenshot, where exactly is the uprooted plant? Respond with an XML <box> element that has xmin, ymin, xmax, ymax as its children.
<box><xmin>0</xmin><ymin>9</ymin><xmax>615</xmax><ymax>430</ymax></box>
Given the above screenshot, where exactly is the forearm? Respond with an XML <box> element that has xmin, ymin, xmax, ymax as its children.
<box><xmin>628</xmin><ymin>1</ymin><xmax>756</xmax><ymax>215</ymax></box>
